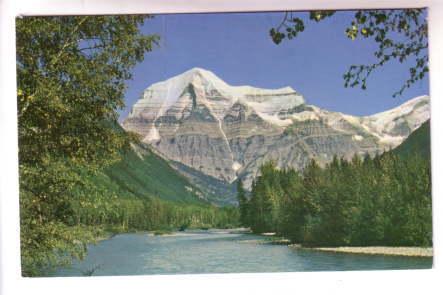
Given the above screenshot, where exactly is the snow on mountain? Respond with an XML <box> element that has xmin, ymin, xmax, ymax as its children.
<box><xmin>124</xmin><ymin>67</ymin><xmax>429</xmax><ymax>149</ymax></box>
<box><xmin>361</xmin><ymin>95</ymin><xmax>430</xmax><ymax>145</ymax></box>
<box><xmin>128</xmin><ymin>67</ymin><xmax>304</xmax><ymax>122</ymax></box>
<box><xmin>122</xmin><ymin>67</ymin><xmax>430</xmax><ymax>191</ymax></box>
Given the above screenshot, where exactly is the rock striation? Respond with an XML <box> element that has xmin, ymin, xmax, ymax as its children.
<box><xmin>122</xmin><ymin>67</ymin><xmax>430</xmax><ymax>191</ymax></box>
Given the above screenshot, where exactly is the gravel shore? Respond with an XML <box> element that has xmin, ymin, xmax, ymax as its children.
<box><xmin>305</xmin><ymin>246</ymin><xmax>433</xmax><ymax>257</ymax></box>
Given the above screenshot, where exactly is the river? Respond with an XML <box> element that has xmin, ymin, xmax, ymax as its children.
<box><xmin>54</xmin><ymin>230</ymin><xmax>432</xmax><ymax>276</ymax></box>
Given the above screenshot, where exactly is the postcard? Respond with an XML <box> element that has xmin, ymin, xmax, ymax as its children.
<box><xmin>13</xmin><ymin>9</ymin><xmax>434</xmax><ymax>278</ymax></box>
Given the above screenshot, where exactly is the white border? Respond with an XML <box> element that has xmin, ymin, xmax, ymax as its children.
<box><xmin>1</xmin><ymin>1</ymin><xmax>442</xmax><ymax>294</ymax></box>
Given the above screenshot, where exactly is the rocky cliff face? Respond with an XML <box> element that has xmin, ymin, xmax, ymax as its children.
<box><xmin>122</xmin><ymin>68</ymin><xmax>430</xmax><ymax>192</ymax></box>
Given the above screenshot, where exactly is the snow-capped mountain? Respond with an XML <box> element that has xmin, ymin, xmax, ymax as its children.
<box><xmin>122</xmin><ymin>67</ymin><xmax>430</xmax><ymax>193</ymax></box>
<box><xmin>127</xmin><ymin>67</ymin><xmax>304</xmax><ymax>123</ymax></box>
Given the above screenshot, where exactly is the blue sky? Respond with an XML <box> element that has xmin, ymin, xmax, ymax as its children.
<box><xmin>120</xmin><ymin>11</ymin><xmax>429</xmax><ymax>120</ymax></box>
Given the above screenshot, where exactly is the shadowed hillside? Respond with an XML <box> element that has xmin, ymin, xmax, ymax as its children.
<box><xmin>392</xmin><ymin>119</ymin><xmax>430</xmax><ymax>160</ymax></box>
<box><xmin>103</xmin><ymin>143</ymin><xmax>209</xmax><ymax>204</ymax></box>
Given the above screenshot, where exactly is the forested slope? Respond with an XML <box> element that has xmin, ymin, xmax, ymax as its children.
<box><xmin>103</xmin><ymin>143</ymin><xmax>207</xmax><ymax>204</ymax></box>
<box><xmin>238</xmin><ymin>121</ymin><xmax>432</xmax><ymax>247</ymax></box>
<box><xmin>392</xmin><ymin>119</ymin><xmax>430</xmax><ymax>160</ymax></box>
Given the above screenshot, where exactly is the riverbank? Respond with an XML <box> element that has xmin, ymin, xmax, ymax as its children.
<box><xmin>295</xmin><ymin>246</ymin><xmax>433</xmax><ymax>257</ymax></box>
<box><xmin>97</xmin><ymin>227</ymin><xmax>252</xmax><ymax>239</ymax></box>
<box><xmin>149</xmin><ymin>227</ymin><xmax>251</xmax><ymax>235</ymax></box>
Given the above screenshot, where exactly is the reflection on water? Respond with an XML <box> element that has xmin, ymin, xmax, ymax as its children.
<box><xmin>54</xmin><ymin>230</ymin><xmax>432</xmax><ymax>276</ymax></box>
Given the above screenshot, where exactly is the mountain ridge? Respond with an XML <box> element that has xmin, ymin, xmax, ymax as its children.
<box><xmin>122</xmin><ymin>68</ymin><xmax>430</xmax><ymax>202</ymax></box>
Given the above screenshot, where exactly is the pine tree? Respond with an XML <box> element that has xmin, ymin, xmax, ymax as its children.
<box><xmin>237</xmin><ymin>179</ymin><xmax>249</xmax><ymax>226</ymax></box>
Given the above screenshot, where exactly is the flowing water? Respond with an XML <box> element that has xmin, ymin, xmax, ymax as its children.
<box><xmin>54</xmin><ymin>230</ymin><xmax>432</xmax><ymax>276</ymax></box>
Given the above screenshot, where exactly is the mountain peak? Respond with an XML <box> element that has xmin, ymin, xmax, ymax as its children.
<box><xmin>174</xmin><ymin>67</ymin><xmax>300</xmax><ymax>99</ymax></box>
<box><xmin>187</xmin><ymin>67</ymin><xmax>211</xmax><ymax>75</ymax></box>
<box><xmin>125</xmin><ymin>68</ymin><xmax>305</xmax><ymax>122</ymax></box>
<box><xmin>123</xmin><ymin>69</ymin><xmax>430</xmax><ymax>191</ymax></box>
<box><xmin>176</xmin><ymin>67</ymin><xmax>227</xmax><ymax>85</ymax></box>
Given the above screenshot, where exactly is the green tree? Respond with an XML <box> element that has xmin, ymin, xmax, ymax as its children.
<box><xmin>17</xmin><ymin>15</ymin><xmax>159</xmax><ymax>276</ymax></box>
<box><xmin>270</xmin><ymin>9</ymin><xmax>428</xmax><ymax>97</ymax></box>
<box><xmin>237</xmin><ymin>179</ymin><xmax>249</xmax><ymax>226</ymax></box>
<box><xmin>17</xmin><ymin>16</ymin><xmax>158</xmax><ymax>167</ymax></box>
<box><xmin>308</xmin><ymin>156</ymin><xmax>351</xmax><ymax>246</ymax></box>
<box><xmin>245</xmin><ymin>150</ymin><xmax>431</xmax><ymax>247</ymax></box>
<box><xmin>278</xmin><ymin>168</ymin><xmax>305</xmax><ymax>241</ymax></box>
<box><xmin>248</xmin><ymin>162</ymin><xmax>281</xmax><ymax>233</ymax></box>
